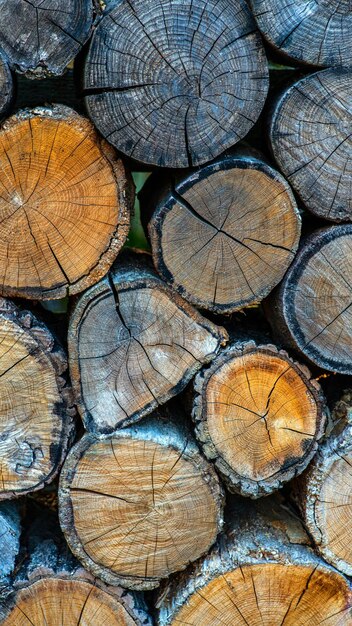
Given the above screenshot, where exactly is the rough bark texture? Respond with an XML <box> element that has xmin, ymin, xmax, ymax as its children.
<box><xmin>193</xmin><ymin>340</ymin><xmax>327</xmax><ymax>498</ymax></box>
<box><xmin>83</xmin><ymin>0</ymin><xmax>269</xmax><ymax>167</ymax></box>
<box><xmin>68</xmin><ymin>255</ymin><xmax>228</xmax><ymax>435</ymax></box>
<box><xmin>0</xmin><ymin>502</ymin><xmax>20</xmax><ymax>593</ymax></box>
<box><xmin>0</xmin><ymin>104</ymin><xmax>132</xmax><ymax>300</ymax></box>
<box><xmin>0</xmin><ymin>0</ymin><xmax>95</xmax><ymax>78</ymax></box>
<box><xmin>0</xmin><ymin>298</ymin><xmax>75</xmax><ymax>499</ymax></box>
<box><xmin>0</xmin><ymin>53</ymin><xmax>14</xmax><ymax>121</ymax></box>
<box><xmin>265</xmin><ymin>225</ymin><xmax>352</xmax><ymax>375</ymax></box>
<box><xmin>59</xmin><ymin>410</ymin><xmax>224</xmax><ymax>590</ymax></box>
<box><xmin>269</xmin><ymin>68</ymin><xmax>352</xmax><ymax>223</ymax></box>
<box><xmin>157</xmin><ymin>495</ymin><xmax>352</xmax><ymax>625</ymax></box>
<box><xmin>143</xmin><ymin>153</ymin><xmax>301</xmax><ymax>313</ymax></box>
<box><xmin>250</xmin><ymin>0</ymin><xmax>352</xmax><ymax>68</ymax></box>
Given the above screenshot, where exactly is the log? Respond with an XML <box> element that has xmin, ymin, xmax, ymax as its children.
<box><xmin>144</xmin><ymin>153</ymin><xmax>301</xmax><ymax>313</ymax></box>
<box><xmin>0</xmin><ymin>502</ymin><xmax>20</xmax><ymax>592</ymax></box>
<box><xmin>156</xmin><ymin>496</ymin><xmax>352</xmax><ymax>626</ymax></box>
<box><xmin>265</xmin><ymin>225</ymin><xmax>352</xmax><ymax>374</ymax></box>
<box><xmin>0</xmin><ymin>104</ymin><xmax>131</xmax><ymax>300</ymax></box>
<box><xmin>193</xmin><ymin>340</ymin><xmax>326</xmax><ymax>498</ymax></box>
<box><xmin>59</xmin><ymin>410</ymin><xmax>224</xmax><ymax>590</ymax></box>
<box><xmin>68</xmin><ymin>256</ymin><xmax>228</xmax><ymax>434</ymax></box>
<box><xmin>0</xmin><ymin>53</ymin><xmax>14</xmax><ymax>121</ymax></box>
<box><xmin>250</xmin><ymin>0</ymin><xmax>352</xmax><ymax>68</ymax></box>
<box><xmin>269</xmin><ymin>68</ymin><xmax>352</xmax><ymax>223</ymax></box>
<box><xmin>83</xmin><ymin>0</ymin><xmax>269</xmax><ymax>167</ymax></box>
<box><xmin>0</xmin><ymin>0</ymin><xmax>95</xmax><ymax>78</ymax></box>
<box><xmin>0</xmin><ymin>298</ymin><xmax>74</xmax><ymax>499</ymax></box>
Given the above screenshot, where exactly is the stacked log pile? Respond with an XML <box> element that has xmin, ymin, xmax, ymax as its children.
<box><xmin>0</xmin><ymin>0</ymin><xmax>350</xmax><ymax>624</ymax></box>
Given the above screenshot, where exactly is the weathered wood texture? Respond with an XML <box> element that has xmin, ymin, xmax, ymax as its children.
<box><xmin>193</xmin><ymin>340</ymin><xmax>326</xmax><ymax>498</ymax></box>
<box><xmin>0</xmin><ymin>53</ymin><xmax>14</xmax><ymax>121</ymax></box>
<box><xmin>59</xmin><ymin>411</ymin><xmax>224</xmax><ymax>590</ymax></box>
<box><xmin>69</xmin><ymin>256</ymin><xmax>228</xmax><ymax>434</ymax></box>
<box><xmin>265</xmin><ymin>225</ymin><xmax>352</xmax><ymax>374</ymax></box>
<box><xmin>157</xmin><ymin>496</ymin><xmax>352</xmax><ymax>625</ymax></box>
<box><xmin>0</xmin><ymin>298</ymin><xmax>74</xmax><ymax>499</ymax></box>
<box><xmin>250</xmin><ymin>0</ymin><xmax>352</xmax><ymax>68</ymax></box>
<box><xmin>143</xmin><ymin>153</ymin><xmax>301</xmax><ymax>313</ymax></box>
<box><xmin>269</xmin><ymin>68</ymin><xmax>352</xmax><ymax>222</ymax></box>
<box><xmin>0</xmin><ymin>0</ymin><xmax>95</xmax><ymax>78</ymax></box>
<box><xmin>0</xmin><ymin>104</ymin><xmax>132</xmax><ymax>300</ymax></box>
<box><xmin>0</xmin><ymin>502</ymin><xmax>20</xmax><ymax>592</ymax></box>
<box><xmin>83</xmin><ymin>0</ymin><xmax>269</xmax><ymax>167</ymax></box>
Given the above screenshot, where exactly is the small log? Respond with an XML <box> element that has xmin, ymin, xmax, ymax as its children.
<box><xmin>265</xmin><ymin>225</ymin><xmax>352</xmax><ymax>374</ymax></box>
<box><xmin>0</xmin><ymin>298</ymin><xmax>74</xmax><ymax>499</ymax></box>
<box><xmin>0</xmin><ymin>502</ymin><xmax>20</xmax><ymax>591</ymax></box>
<box><xmin>250</xmin><ymin>0</ymin><xmax>352</xmax><ymax>68</ymax></box>
<box><xmin>144</xmin><ymin>153</ymin><xmax>301</xmax><ymax>313</ymax></box>
<box><xmin>0</xmin><ymin>104</ymin><xmax>131</xmax><ymax>300</ymax></box>
<box><xmin>83</xmin><ymin>0</ymin><xmax>268</xmax><ymax>167</ymax></box>
<box><xmin>0</xmin><ymin>0</ymin><xmax>95</xmax><ymax>78</ymax></box>
<box><xmin>156</xmin><ymin>496</ymin><xmax>352</xmax><ymax>625</ymax></box>
<box><xmin>68</xmin><ymin>256</ymin><xmax>228</xmax><ymax>434</ymax></box>
<box><xmin>0</xmin><ymin>53</ymin><xmax>14</xmax><ymax>121</ymax></box>
<box><xmin>193</xmin><ymin>340</ymin><xmax>326</xmax><ymax>498</ymax></box>
<box><xmin>269</xmin><ymin>68</ymin><xmax>352</xmax><ymax>222</ymax></box>
<box><xmin>59</xmin><ymin>411</ymin><xmax>224</xmax><ymax>590</ymax></box>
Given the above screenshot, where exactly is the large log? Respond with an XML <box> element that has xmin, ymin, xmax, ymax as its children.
<box><xmin>143</xmin><ymin>153</ymin><xmax>301</xmax><ymax>313</ymax></box>
<box><xmin>156</xmin><ymin>496</ymin><xmax>352</xmax><ymax>625</ymax></box>
<box><xmin>59</xmin><ymin>411</ymin><xmax>224</xmax><ymax>590</ymax></box>
<box><xmin>269</xmin><ymin>68</ymin><xmax>352</xmax><ymax>223</ymax></box>
<box><xmin>83</xmin><ymin>0</ymin><xmax>269</xmax><ymax>167</ymax></box>
<box><xmin>265</xmin><ymin>225</ymin><xmax>352</xmax><ymax>374</ymax></box>
<box><xmin>0</xmin><ymin>104</ymin><xmax>131</xmax><ymax>300</ymax></box>
<box><xmin>69</xmin><ymin>257</ymin><xmax>228</xmax><ymax>434</ymax></box>
<box><xmin>193</xmin><ymin>340</ymin><xmax>326</xmax><ymax>498</ymax></box>
<box><xmin>250</xmin><ymin>0</ymin><xmax>352</xmax><ymax>68</ymax></box>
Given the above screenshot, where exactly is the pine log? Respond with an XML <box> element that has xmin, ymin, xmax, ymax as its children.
<box><xmin>83</xmin><ymin>0</ymin><xmax>269</xmax><ymax>168</ymax></box>
<box><xmin>0</xmin><ymin>53</ymin><xmax>14</xmax><ymax>121</ymax></box>
<box><xmin>0</xmin><ymin>502</ymin><xmax>20</xmax><ymax>592</ymax></box>
<box><xmin>250</xmin><ymin>0</ymin><xmax>352</xmax><ymax>68</ymax></box>
<box><xmin>0</xmin><ymin>0</ymin><xmax>95</xmax><ymax>78</ymax></box>
<box><xmin>0</xmin><ymin>104</ymin><xmax>131</xmax><ymax>300</ymax></box>
<box><xmin>269</xmin><ymin>68</ymin><xmax>352</xmax><ymax>222</ymax></box>
<box><xmin>68</xmin><ymin>257</ymin><xmax>228</xmax><ymax>434</ymax></box>
<box><xmin>265</xmin><ymin>225</ymin><xmax>352</xmax><ymax>374</ymax></box>
<box><xmin>59</xmin><ymin>411</ymin><xmax>224</xmax><ymax>590</ymax></box>
<box><xmin>144</xmin><ymin>153</ymin><xmax>301</xmax><ymax>313</ymax></box>
<box><xmin>156</xmin><ymin>496</ymin><xmax>352</xmax><ymax>625</ymax></box>
<box><xmin>193</xmin><ymin>340</ymin><xmax>326</xmax><ymax>498</ymax></box>
<box><xmin>0</xmin><ymin>298</ymin><xmax>74</xmax><ymax>499</ymax></box>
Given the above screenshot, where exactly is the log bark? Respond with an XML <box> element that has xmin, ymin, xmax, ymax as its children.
<box><xmin>250</xmin><ymin>0</ymin><xmax>352</xmax><ymax>68</ymax></box>
<box><xmin>0</xmin><ymin>53</ymin><xmax>14</xmax><ymax>121</ymax></box>
<box><xmin>269</xmin><ymin>68</ymin><xmax>352</xmax><ymax>223</ymax></box>
<box><xmin>83</xmin><ymin>0</ymin><xmax>269</xmax><ymax>168</ymax></box>
<box><xmin>58</xmin><ymin>410</ymin><xmax>224</xmax><ymax>590</ymax></box>
<box><xmin>265</xmin><ymin>225</ymin><xmax>352</xmax><ymax>374</ymax></box>
<box><xmin>68</xmin><ymin>256</ymin><xmax>228</xmax><ymax>434</ymax></box>
<box><xmin>0</xmin><ymin>0</ymin><xmax>95</xmax><ymax>78</ymax></box>
<box><xmin>0</xmin><ymin>104</ymin><xmax>132</xmax><ymax>300</ymax></box>
<box><xmin>0</xmin><ymin>502</ymin><xmax>20</xmax><ymax>592</ymax></box>
<box><xmin>0</xmin><ymin>298</ymin><xmax>75</xmax><ymax>499</ymax></box>
<box><xmin>193</xmin><ymin>340</ymin><xmax>326</xmax><ymax>498</ymax></box>
<box><xmin>295</xmin><ymin>390</ymin><xmax>352</xmax><ymax>577</ymax></box>
<box><xmin>143</xmin><ymin>153</ymin><xmax>301</xmax><ymax>313</ymax></box>
<box><xmin>156</xmin><ymin>495</ymin><xmax>352</xmax><ymax>625</ymax></box>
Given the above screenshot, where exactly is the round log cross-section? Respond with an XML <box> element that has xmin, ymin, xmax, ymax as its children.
<box><xmin>83</xmin><ymin>0</ymin><xmax>269</xmax><ymax>167</ymax></box>
<box><xmin>269</xmin><ymin>68</ymin><xmax>352</xmax><ymax>222</ymax></box>
<box><xmin>0</xmin><ymin>105</ymin><xmax>131</xmax><ymax>299</ymax></box>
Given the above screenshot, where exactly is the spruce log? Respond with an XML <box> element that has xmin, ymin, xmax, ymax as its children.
<box><xmin>0</xmin><ymin>298</ymin><xmax>74</xmax><ymax>499</ymax></box>
<box><xmin>0</xmin><ymin>0</ymin><xmax>94</xmax><ymax>78</ymax></box>
<box><xmin>144</xmin><ymin>154</ymin><xmax>301</xmax><ymax>313</ymax></box>
<box><xmin>193</xmin><ymin>340</ymin><xmax>326</xmax><ymax>498</ymax></box>
<box><xmin>269</xmin><ymin>68</ymin><xmax>352</xmax><ymax>222</ymax></box>
<box><xmin>68</xmin><ymin>257</ymin><xmax>228</xmax><ymax>434</ymax></box>
<box><xmin>59</xmin><ymin>412</ymin><xmax>224</xmax><ymax>590</ymax></box>
<box><xmin>156</xmin><ymin>496</ymin><xmax>352</xmax><ymax>625</ymax></box>
<box><xmin>0</xmin><ymin>53</ymin><xmax>14</xmax><ymax>121</ymax></box>
<box><xmin>0</xmin><ymin>104</ymin><xmax>131</xmax><ymax>300</ymax></box>
<box><xmin>83</xmin><ymin>0</ymin><xmax>269</xmax><ymax>168</ymax></box>
<box><xmin>265</xmin><ymin>225</ymin><xmax>352</xmax><ymax>374</ymax></box>
<box><xmin>250</xmin><ymin>0</ymin><xmax>352</xmax><ymax>68</ymax></box>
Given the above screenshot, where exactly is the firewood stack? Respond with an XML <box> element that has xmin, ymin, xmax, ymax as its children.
<box><xmin>0</xmin><ymin>0</ymin><xmax>350</xmax><ymax>624</ymax></box>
